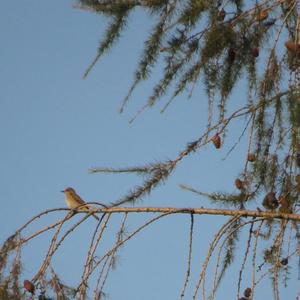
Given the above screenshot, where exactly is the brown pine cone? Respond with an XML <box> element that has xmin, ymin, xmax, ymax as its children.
<box><xmin>24</xmin><ymin>280</ymin><xmax>35</xmax><ymax>295</ymax></box>
<box><xmin>235</xmin><ymin>179</ymin><xmax>244</xmax><ymax>190</ymax></box>
<box><xmin>244</xmin><ymin>287</ymin><xmax>252</xmax><ymax>298</ymax></box>
<box><xmin>262</xmin><ymin>192</ymin><xmax>278</xmax><ymax>210</ymax></box>
<box><xmin>212</xmin><ymin>134</ymin><xmax>221</xmax><ymax>149</ymax></box>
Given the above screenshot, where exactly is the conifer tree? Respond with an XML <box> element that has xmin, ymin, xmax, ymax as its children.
<box><xmin>1</xmin><ymin>1</ymin><xmax>300</xmax><ymax>299</ymax></box>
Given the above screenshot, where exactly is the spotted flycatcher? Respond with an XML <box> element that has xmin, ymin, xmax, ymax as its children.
<box><xmin>62</xmin><ymin>187</ymin><xmax>99</xmax><ymax>220</ymax></box>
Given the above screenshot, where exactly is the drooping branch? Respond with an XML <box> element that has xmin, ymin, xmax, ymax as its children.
<box><xmin>91</xmin><ymin>90</ymin><xmax>292</xmax><ymax>207</ymax></box>
<box><xmin>92</xmin><ymin>206</ymin><xmax>300</xmax><ymax>222</ymax></box>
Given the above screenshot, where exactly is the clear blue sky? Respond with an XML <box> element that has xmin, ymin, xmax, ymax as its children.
<box><xmin>0</xmin><ymin>1</ymin><xmax>297</xmax><ymax>299</ymax></box>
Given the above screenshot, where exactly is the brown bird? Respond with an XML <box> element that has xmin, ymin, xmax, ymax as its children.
<box><xmin>62</xmin><ymin>187</ymin><xmax>99</xmax><ymax>220</ymax></box>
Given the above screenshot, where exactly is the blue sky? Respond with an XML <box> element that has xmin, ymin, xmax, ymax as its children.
<box><xmin>0</xmin><ymin>1</ymin><xmax>298</xmax><ymax>299</ymax></box>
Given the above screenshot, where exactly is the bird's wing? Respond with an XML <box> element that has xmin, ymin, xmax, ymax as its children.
<box><xmin>74</xmin><ymin>195</ymin><xmax>99</xmax><ymax>220</ymax></box>
<box><xmin>73</xmin><ymin>194</ymin><xmax>90</xmax><ymax>211</ymax></box>
<box><xmin>74</xmin><ymin>194</ymin><xmax>86</xmax><ymax>204</ymax></box>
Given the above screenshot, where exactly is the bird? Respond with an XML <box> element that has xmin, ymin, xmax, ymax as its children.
<box><xmin>61</xmin><ymin>187</ymin><xmax>99</xmax><ymax>220</ymax></box>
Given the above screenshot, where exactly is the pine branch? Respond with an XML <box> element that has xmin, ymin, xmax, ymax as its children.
<box><xmin>89</xmin><ymin>166</ymin><xmax>151</xmax><ymax>174</ymax></box>
<box><xmin>83</xmin><ymin>11</ymin><xmax>129</xmax><ymax>78</ymax></box>
<box><xmin>93</xmin><ymin>206</ymin><xmax>300</xmax><ymax>222</ymax></box>
<box><xmin>120</xmin><ymin>2</ymin><xmax>173</xmax><ymax>112</ymax></box>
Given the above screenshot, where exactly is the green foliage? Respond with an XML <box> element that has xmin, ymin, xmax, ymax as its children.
<box><xmin>76</xmin><ymin>2</ymin><xmax>300</xmax><ymax>264</ymax></box>
<box><xmin>114</xmin><ymin>161</ymin><xmax>172</xmax><ymax>205</ymax></box>
<box><xmin>73</xmin><ymin>5</ymin><xmax>300</xmax><ymax>296</ymax></box>
<box><xmin>77</xmin><ymin>0</ymin><xmax>297</xmax><ymax>114</ymax></box>
<box><xmin>202</xmin><ymin>25</ymin><xmax>236</xmax><ymax>60</ymax></box>
<box><xmin>178</xmin><ymin>0</ymin><xmax>208</xmax><ymax>27</ymax></box>
<box><xmin>84</xmin><ymin>11</ymin><xmax>129</xmax><ymax>78</ymax></box>
<box><xmin>2</xmin><ymin>1</ymin><xmax>300</xmax><ymax>298</ymax></box>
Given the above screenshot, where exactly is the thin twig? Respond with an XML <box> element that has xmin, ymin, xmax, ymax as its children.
<box><xmin>179</xmin><ymin>213</ymin><xmax>194</xmax><ymax>300</ymax></box>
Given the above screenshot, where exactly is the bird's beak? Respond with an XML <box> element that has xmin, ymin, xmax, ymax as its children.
<box><xmin>61</xmin><ymin>190</ymin><xmax>65</xmax><ymax>193</ymax></box>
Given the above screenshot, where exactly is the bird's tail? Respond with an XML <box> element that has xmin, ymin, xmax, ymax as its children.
<box><xmin>78</xmin><ymin>205</ymin><xmax>100</xmax><ymax>221</ymax></box>
<box><xmin>87</xmin><ymin>205</ymin><xmax>100</xmax><ymax>221</ymax></box>
<box><xmin>92</xmin><ymin>214</ymin><xmax>100</xmax><ymax>221</ymax></box>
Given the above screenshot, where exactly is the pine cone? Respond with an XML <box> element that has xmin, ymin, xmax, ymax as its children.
<box><xmin>235</xmin><ymin>178</ymin><xmax>244</xmax><ymax>190</ymax></box>
<box><xmin>247</xmin><ymin>153</ymin><xmax>256</xmax><ymax>162</ymax></box>
<box><xmin>244</xmin><ymin>287</ymin><xmax>252</xmax><ymax>298</ymax></box>
<box><xmin>256</xmin><ymin>10</ymin><xmax>268</xmax><ymax>21</ymax></box>
<box><xmin>285</xmin><ymin>41</ymin><xmax>300</xmax><ymax>54</ymax></box>
<box><xmin>24</xmin><ymin>280</ymin><xmax>35</xmax><ymax>295</ymax></box>
<box><xmin>296</xmin><ymin>153</ymin><xmax>300</xmax><ymax>168</ymax></box>
<box><xmin>262</xmin><ymin>192</ymin><xmax>278</xmax><ymax>210</ymax></box>
<box><xmin>251</xmin><ymin>48</ymin><xmax>259</xmax><ymax>57</ymax></box>
<box><xmin>212</xmin><ymin>134</ymin><xmax>221</xmax><ymax>149</ymax></box>
<box><xmin>278</xmin><ymin>195</ymin><xmax>292</xmax><ymax>213</ymax></box>
<box><xmin>217</xmin><ymin>8</ymin><xmax>226</xmax><ymax>21</ymax></box>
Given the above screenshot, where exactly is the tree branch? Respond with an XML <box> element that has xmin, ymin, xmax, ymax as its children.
<box><xmin>94</xmin><ymin>206</ymin><xmax>300</xmax><ymax>222</ymax></box>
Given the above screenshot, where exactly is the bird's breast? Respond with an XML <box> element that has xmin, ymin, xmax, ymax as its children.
<box><xmin>65</xmin><ymin>194</ymin><xmax>80</xmax><ymax>209</ymax></box>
